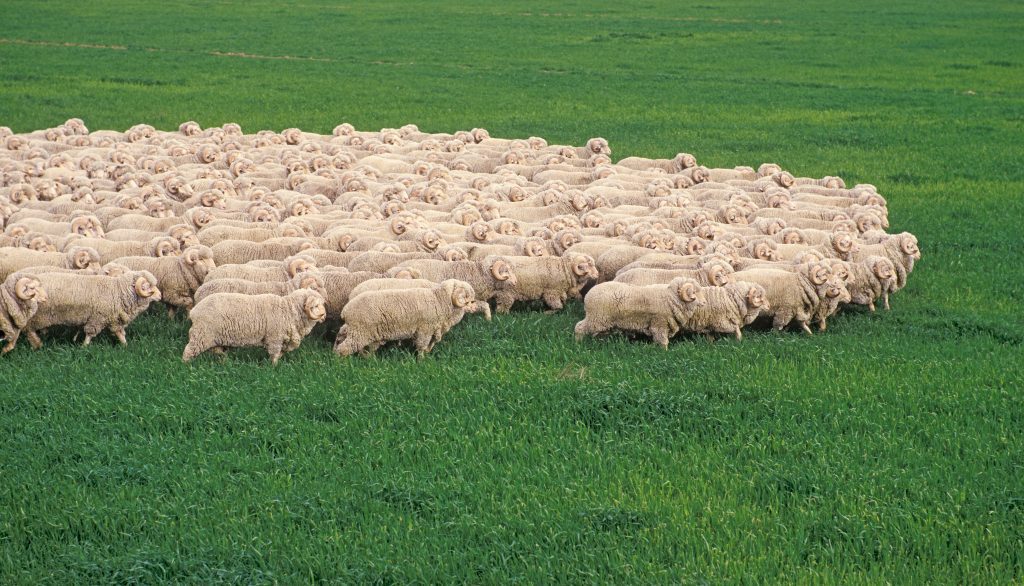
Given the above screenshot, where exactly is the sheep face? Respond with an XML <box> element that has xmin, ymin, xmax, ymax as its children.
<box><xmin>831</xmin><ymin>233</ymin><xmax>859</xmax><ymax>259</ymax></box>
<box><xmin>439</xmin><ymin>247</ymin><xmax>467</xmax><ymax>262</ymax></box>
<box><xmin>70</xmin><ymin>248</ymin><xmax>99</xmax><ymax>270</ymax></box>
<box><xmin>134</xmin><ymin>275</ymin><xmax>162</xmax><ymax>301</ymax></box>
<box><xmin>898</xmin><ymin>233</ymin><xmax>921</xmax><ymax>260</ymax></box>
<box><xmin>183</xmin><ymin>247</ymin><xmax>216</xmax><ymax>274</ymax></box>
<box><xmin>871</xmin><ymin>257</ymin><xmax>896</xmax><ymax>283</ymax></box>
<box><xmin>568</xmin><ymin>254</ymin><xmax>599</xmax><ymax>281</ymax></box>
<box><xmin>779</xmin><ymin>229</ymin><xmax>803</xmax><ymax>244</ymax></box>
<box><xmin>706</xmin><ymin>260</ymin><xmax>734</xmax><ymax>287</ymax></box>
<box><xmin>746</xmin><ymin>285</ymin><xmax>769</xmax><ymax>311</ymax></box>
<box><xmin>15</xmin><ymin>277</ymin><xmax>47</xmax><ymax>303</ymax></box>
<box><xmin>684</xmin><ymin>237</ymin><xmax>707</xmax><ymax>256</ymax></box>
<box><xmin>303</xmin><ymin>294</ymin><xmax>328</xmax><ymax>322</ymax></box>
<box><xmin>444</xmin><ymin>279</ymin><xmax>475</xmax><ymax>309</ymax></box>
<box><xmin>287</xmin><ymin>256</ymin><xmax>316</xmax><ymax>277</ymax></box>
<box><xmin>488</xmin><ymin>258</ymin><xmax>517</xmax><ymax>287</ymax></box>
<box><xmin>27</xmin><ymin>235</ymin><xmax>56</xmax><ymax>253</ymax></box>
<box><xmin>154</xmin><ymin>237</ymin><xmax>180</xmax><ymax>257</ymax></box>
<box><xmin>824</xmin><ymin>277</ymin><xmax>852</xmax><ymax>303</ymax></box>
<box><xmin>671</xmin><ymin>278</ymin><xmax>706</xmax><ymax>307</ymax></box>
<box><xmin>469</xmin><ymin>222</ymin><xmax>492</xmax><ymax>243</ymax></box>
<box><xmin>522</xmin><ymin>238</ymin><xmax>548</xmax><ymax>257</ymax></box>
<box><xmin>753</xmin><ymin>242</ymin><xmax>778</xmax><ymax>262</ymax></box>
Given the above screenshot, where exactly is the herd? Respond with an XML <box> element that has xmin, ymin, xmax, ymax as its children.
<box><xmin>0</xmin><ymin>119</ymin><xmax>921</xmax><ymax>362</ymax></box>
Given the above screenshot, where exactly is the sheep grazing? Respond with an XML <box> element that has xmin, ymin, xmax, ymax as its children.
<box><xmin>0</xmin><ymin>121</ymin><xmax>920</xmax><ymax>356</ymax></box>
<box><xmin>334</xmin><ymin>279</ymin><xmax>482</xmax><ymax>357</ymax></box>
<box><xmin>22</xmin><ymin>270</ymin><xmax>161</xmax><ymax>348</ymax></box>
<box><xmin>182</xmin><ymin>289</ymin><xmax>327</xmax><ymax>365</ymax></box>
<box><xmin>1</xmin><ymin>273</ymin><xmax>48</xmax><ymax>354</ymax></box>
<box><xmin>574</xmin><ymin>278</ymin><xmax>708</xmax><ymax>349</ymax></box>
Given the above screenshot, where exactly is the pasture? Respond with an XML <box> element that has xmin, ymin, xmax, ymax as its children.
<box><xmin>2</xmin><ymin>0</ymin><xmax>1022</xmax><ymax>582</ymax></box>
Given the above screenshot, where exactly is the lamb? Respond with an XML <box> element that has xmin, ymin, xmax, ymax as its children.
<box><xmin>333</xmin><ymin>279</ymin><xmax>482</xmax><ymax>357</ymax></box>
<box><xmin>0</xmin><ymin>273</ymin><xmax>48</xmax><ymax>354</ymax></box>
<box><xmin>573</xmin><ymin>278</ymin><xmax>707</xmax><ymax>349</ymax></box>
<box><xmin>115</xmin><ymin>245</ymin><xmax>215</xmax><ymax>314</ymax></box>
<box><xmin>182</xmin><ymin>289</ymin><xmax>327</xmax><ymax>365</ymax></box>
<box><xmin>682</xmin><ymin>281</ymin><xmax>770</xmax><ymax>340</ymax></box>
<box><xmin>21</xmin><ymin>270</ymin><xmax>161</xmax><ymax>348</ymax></box>
<box><xmin>0</xmin><ymin>246</ymin><xmax>101</xmax><ymax>280</ymax></box>
<box><xmin>193</xmin><ymin>273</ymin><xmax>326</xmax><ymax>305</ymax></box>
<box><xmin>394</xmin><ymin>256</ymin><xmax>518</xmax><ymax>305</ymax></box>
<box><xmin>490</xmin><ymin>253</ymin><xmax>599</xmax><ymax>313</ymax></box>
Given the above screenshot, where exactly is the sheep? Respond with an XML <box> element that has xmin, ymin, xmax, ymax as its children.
<box><xmin>204</xmin><ymin>253</ymin><xmax>315</xmax><ymax>283</ymax></box>
<box><xmin>490</xmin><ymin>253</ymin><xmax>598</xmax><ymax>313</ymax></box>
<box><xmin>210</xmin><ymin>238</ymin><xmax>316</xmax><ymax>265</ymax></box>
<box><xmin>393</xmin><ymin>257</ymin><xmax>518</xmax><ymax>305</ymax></box>
<box><xmin>682</xmin><ymin>281</ymin><xmax>770</xmax><ymax>340</ymax></box>
<box><xmin>0</xmin><ymin>273</ymin><xmax>48</xmax><ymax>354</ymax></box>
<box><xmin>731</xmin><ymin>262</ymin><xmax>840</xmax><ymax>334</ymax></box>
<box><xmin>850</xmin><ymin>231</ymin><xmax>920</xmax><ymax>291</ymax></box>
<box><xmin>115</xmin><ymin>245</ymin><xmax>215</xmax><ymax>314</ymax></box>
<box><xmin>614</xmin><ymin>257</ymin><xmax>734</xmax><ymax>287</ymax></box>
<box><xmin>71</xmin><ymin>235</ymin><xmax>181</xmax><ymax>264</ymax></box>
<box><xmin>182</xmin><ymin>289</ymin><xmax>327</xmax><ymax>365</ymax></box>
<box><xmin>317</xmin><ymin>270</ymin><xmax>385</xmax><ymax>318</ymax></box>
<box><xmin>334</xmin><ymin>279</ymin><xmax>482</xmax><ymax>357</ymax></box>
<box><xmin>193</xmin><ymin>273</ymin><xmax>326</xmax><ymax>305</ymax></box>
<box><xmin>348</xmin><ymin>277</ymin><xmax>493</xmax><ymax>321</ymax></box>
<box><xmin>0</xmin><ymin>246</ymin><xmax>101</xmax><ymax>280</ymax></box>
<box><xmin>573</xmin><ymin>278</ymin><xmax>708</xmax><ymax>349</ymax></box>
<box><xmin>843</xmin><ymin>255</ymin><xmax>898</xmax><ymax>311</ymax></box>
<box><xmin>21</xmin><ymin>270</ymin><xmax>161</xmax><ymax>348</ymax></box>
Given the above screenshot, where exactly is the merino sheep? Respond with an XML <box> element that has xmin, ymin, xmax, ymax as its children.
<box><xmin>0</xmin><ymin>273</ymin><xmax>48</xmax><ymax>354</ymax></box>
<box><xmin>22</xmin><ymin>270</ymin><xmax>161</xmax><ymax>348</ymax></box>
<box><xmin>193</xmin><ymin>273</ymin><xmax>326</xmax><ymax>305</ymax></box>
<box><xmin>0</xmin><ymin>246</ymin><xmax>100</xmax><ymax>280</ymax></box>
<box><xmin>684</xmin><ymin>281</ymin><xmax>769</xmax><ymax>340</ymax></box>
<box><xmin>182</xmin><ymin>289</ymin><xmax>327</xmax><ymax>365</ymax></box>
<box><xmin>115</xmin><ymin>245</ymin><xmax>215</xmax><ymax>314</ymax></box>
<box><xmin>732</xmin><ymin>262</ymin><xmax>838</xmax><ymax>334</ymax></box>
<box><xmin>490</xmin><ymin>253</ymin><xmax>598</xmax><ymax>313</ymax></box>
<box><xmin>394</xmin><ymin>257</ymin><xmax>518</xmax><ymax>305</ymax></box>
<box><xmin>574</xmin><ymin>278</ymin><xmax>707</xmax><ymax>349</ymax></box>
<box><xmin>334</xmin><ymin>279</ymin><xmax>482</xmax><ymax>357</ymax></box>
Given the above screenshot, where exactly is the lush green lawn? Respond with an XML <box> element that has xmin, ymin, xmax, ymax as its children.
<box><xmin>2</xmin><ymin>1</ymin><xmax>1022</xmax><ymax>582</ymax></box>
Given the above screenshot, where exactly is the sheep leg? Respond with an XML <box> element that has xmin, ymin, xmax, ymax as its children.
<box><xmin>266</xmin><ymin>341</ymin><xmax>284</xmax><ymax>366</ymax></box>
<box><xmin>167</xmin><ymin>306</ymin><xmax>177</xmax><ymax>320</ymax></box>
<box><xmin>542</xmin><ymin>292</ymin><xmax>564</xmax><ymax>313</ymax></box>
<box><xmin>734</xmin><ymin>327</ymin><xmax>743</xmax><ymax>341</ymax></box>
<box><xmin>181</xmin><ymin>335</ymin><xmax>211</xmax><ymax>362</ymax></box>
<box><xmin>109</xmin><ymin>326</ymin><xmax>128</xmax><ymax>345</ymax></box>
<box><xmin>26</xmin><ymin>330</ymin><xmax>43</xmax><ymax>350</ymax></box>
<box><xmin>868</xmin><ymin>300</ymin><xmax>876</xmax><ymax>312</ymax></box>
<box><xmin>2</xmin><ymin>333</ymin><xmax>18</xmax><ymax>354</ymax></box>
<box><xmin>883</xmin><ymin>294</ymin><xmax>890</xmax><ymax>311</ymax></box>
<box><xmin>414</xmin><ymin>330</ymin><xmax>433</xmax><ymax>358</ymax></box>
<box><xmin>818</xmin><ymin>318</ymin><xmax>828</xmax><ymax>332</ymax></box>
<box><xmin>650</xmin><ymin>328</ymin><xmax>670</xmax><ymax>350</ymax></box>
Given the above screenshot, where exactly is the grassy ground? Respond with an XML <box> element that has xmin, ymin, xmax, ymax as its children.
<box><xmin>2</xmin><ymin>1</ymin><xmax>1023</xmax><ymax>582</ymax></box>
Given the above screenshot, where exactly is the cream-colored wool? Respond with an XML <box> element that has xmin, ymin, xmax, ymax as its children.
<box><xmin>615</xmin><ymin>258</ymin><xmax>734</xmax><ymax>288</ymax></box>
<box><xmin>683</xmin><ymin>281</ymin><xmax>769</xmax><ymax>340</ymax></box>
<box><xmin>115</xmin><ymin>245</ymin><xmax>214</xmax><ymax>311</ymax></box>
<box><xmin>0</xmin><ymin>246</ymin><xmax>100</xmax><ymax>280</ymax></box>
<box><xmin>72</xmin><ymin>235</ymin><xmax>180</xmax><ymax>264</ymax></box>
<box><xmin>490</xmin><ymin>253</ymin><xmax>598</xmax><ymax>313</ymax></box>
<box><xmin>393</xmin><ymin>257</ymin><xmax>518</xmax><ymax>305</ymax></box>
<box><xmin>193</xmin><ymin>272</ymin><xmax>326</xmax><ymax>305</ymax></box>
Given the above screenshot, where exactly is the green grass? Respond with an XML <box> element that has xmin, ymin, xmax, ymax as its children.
<box><xmin>2</xmin><ymin>0</ymin><xmax>1023</xmax><ymax>582</ymax></box>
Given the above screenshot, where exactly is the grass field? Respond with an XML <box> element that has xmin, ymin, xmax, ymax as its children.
<box><xmin>2</xmin><ymin>0</ymin><xmax>1023</xmax><ymax>582</ymax></box>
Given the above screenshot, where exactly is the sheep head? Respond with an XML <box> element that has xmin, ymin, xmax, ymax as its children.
<box><xmin>418</xmin><ymin>230</ymin><xmax>446</xmax><ymax>252</ymax></box>
<box><xmin>521</xmin><ymin>237</ymin><xmax>548</xmax><ymax>257</ymax></box>
<box><xmin>69</xmin><ymin>247</ymin><xmax>100</xmax><ymax>270</ymax></box>
<box><xmin>674</xmin><ymin>152</ymin><xmax>698</xmax><ymax>170</ymax></box>
<box><xmin>443</xmin><ymin>279</ymin><xmax>475</xmax><ymax>309</ymax></box>
<box><xmin>487</xmin><ymin>258</ymin><xmax>517</xmax><ymax>287</ymax></box>
<box><xmin>169</xmin><ymin>225</ymin><xmax>201</xmax><ymax>248</ymax></box>
<box><xmin>830</xmin><ymin>233</ymin><xmax>859</xmax><ymax>259</ymax></box>
<box><xmin>779</xmin><ymin>228</ymin><xmax>803</xmax><ymax>244</ymax></box>
<box><xmin>438</xmin><ymin>246</ymin><xmax>468</xmax><ymax>262</ymax></box>
<box><xmin>897</xmin><ymin>233</ymin><xmax>921</xmax><ymax>260</ymax></box>
<box><xmin>26</xmin><ymin>234</ymin><xmax>56</xmax><ymax>253</ymax></box>
<box><xmin>705</xmin><ymin>259</ymin><xmax>735</xmax><ymax>287</ymax></box>
<box><xmin>183</xmin><ymin>246</ymin><xmax>216</xmax><ymax>274</ymax></box>
<box><xmin>567</xmin><ymin>253</ymin><xmax>599</xmax><ymax>281</ymax></box>
<box><xmin>14</xmin><ymin>276</ymin><xmax>46</xmax><ymax>303</ymax></box>
<box><xmin>152</xmin><ymin>236</ymin><xmax>181</xmax><ymax>257</ymax></box>
<box><xmin>133</xmin><ymin>273</ymin><xmax>162</xmax><ymax>301</ymax></box>
<box><xmin>752</xmin><ymin>241</ymin><xmax>778</xmax><ymax>262</ymax></box>
<box><xmin>468</xmin><ymin>221</ymin><xmax>492</xmax><ymax>243</ymax></box>
<box><xmin>302</xmin><ymin>291</ymin><xmax>327</xmax><ymax>322</ymax></box>
<box><xmin>746</xmin><ymin>284</ymin><xmax>769</xmax><ymax>311</ymax></box>
<box><xmin>388</xmin><ymin>267</ymin><xmax>422</xmax><ymax>279</ymax></box>
<box><xmin>805</xmin><ymin>262</ymin><xmax>832</xmax><ymax>287</ymax></box>
<box><xmin>670</xmin><ymin>278</ymin><xmax>706</xmax><ymax>307</ymax></box>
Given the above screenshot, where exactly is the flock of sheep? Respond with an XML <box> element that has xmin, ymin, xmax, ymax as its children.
<box><xmin>0</xmin><ymin>119</ymin><xmax>921</xmax><ymax>362</ymax></box>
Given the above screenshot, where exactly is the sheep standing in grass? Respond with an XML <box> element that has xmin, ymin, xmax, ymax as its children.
<box><xmin>193</xmin><ymin>273</ymin><xmax>326</xmax><ymax>305</ymax></box>
<box><xmin>21</xmin><ymin>270</ymin><xmax>161</xmax><ymax>348</ymax></box>
<box><xmin>683</xmin><ymin>281</ymin><xmax>769</xmax><ymax>341</ymax></box>
<box><xmin>574</xmin><ymin>278</ymin><xmax>707</xmax><ymax>349</ymax></box>
<box><xmin>1</xmin><ymin>273</ymin><xmax>48</xmax><ymax>354</ymax></box>
<box><xmin>334</xmin><ymin>279</ymin><xmax>481</xmax><ymax>357</ymax></box>
<box><xmin>490</xmin><ymin>253</ymin><xmax>598</xmax><ymax>313</ymax></box>
<box><xmin>182</xmin><ymin>289</ymin><xmax>327</xmax><ymax>365</ymax></box>
<box><xmin>115</xmin><ymin>245</ymin><xmax>215</xmax><ymax>315</ymax></box>
<box><xmin>732</xmin><ymin>262</ymin><xmax>839</xmax><ymax>334</ymax></box>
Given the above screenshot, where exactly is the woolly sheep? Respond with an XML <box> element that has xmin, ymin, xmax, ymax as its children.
<box><xmin>490</xmin><ymin>253</ymin><xmax>598</xmax><ymax>313</ymax></box>
<box><xmin>193</xmin><ymin>273</ymin><xmax>326</xmax><ymax>305</ymax></box>
<box><xmin>0</xmin><ymin>246</ymin><xmax>100</xmax><ymax>280</ymax></box>
<box><xmin>115</xmin><ymin>245</ymin><xmax>215</xmax><ymax>313</ymax></box>
<box><xmin>683</xmin><ymin>281</ymin><xmax>769</xmax><ymax>341</ymax></box>
<box><xmin>394</xmin><ymin>257</ymin><xmax>518</xmax><ymax>305</ymax></box>
<box><xmin>574</xmin><ymin>278</ymin><xmax>707</xmax><ymax>349</ymax></box>
<box><xmin>334</xmin><ymin>279</ymin><xmax>481</xmax><ymax>357</ymax></box>
<box><xmin>21</xmin><ymin>270</ymin><xmax>161</xmax><ymax>348</ymax></box>
<box><xmin>182</xmin><ymin>289</ymin><xmax>327</xmax><ymax>365</ymax></box>
<box><xmin>0</xmin><ymin>273</ymin><xmax>48</xmax><ymax>354</ymax></box>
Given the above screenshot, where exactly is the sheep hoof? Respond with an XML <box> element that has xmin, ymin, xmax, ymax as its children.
<box><xmin>1</xmin><ymin>343</ymin><xmax>13</xmax><ymax>355</ymax></box>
